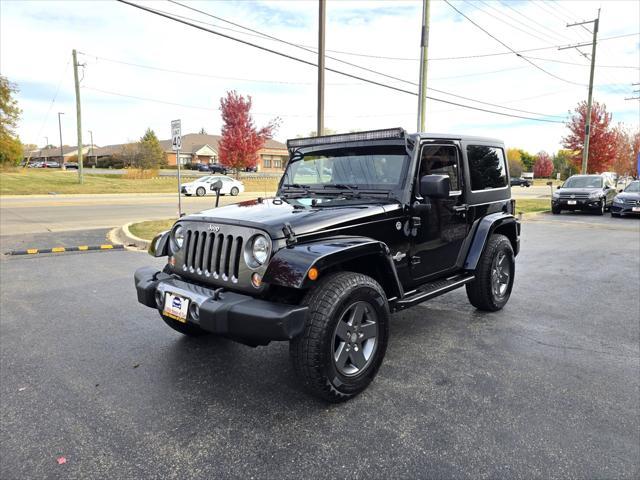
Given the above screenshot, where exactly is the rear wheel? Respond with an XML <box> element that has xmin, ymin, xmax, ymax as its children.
<box><xmin>290</xmin><ymin>272</ymin><xmax>389</xmax><ymax>402</ymax></box>
<box><xmin>466</xmin><ymin>234</ymin><xmax>515</xmax><ymax>312</ymax></box>
<box><xmin>230</xmin><ymin>186</ymin><xmax>239</xmax><ymax>196</ymax></box>
<box><xmin>196</xmin><ymin>187</ymin><xmax>206</xmax><ymax>197</ymax></box>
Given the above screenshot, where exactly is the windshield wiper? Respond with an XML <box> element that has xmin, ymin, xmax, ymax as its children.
<box><xmin>323</xmin><ymin>183</ymin><xmax>360</xmax><ymax>197</ymax></box>
<box><xmin>281</xmin><ymin>183</ymin><xmax>315</xmax><ymax>198</ymax></box>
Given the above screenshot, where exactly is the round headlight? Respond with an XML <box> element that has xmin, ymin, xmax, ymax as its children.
<box><xmin>173</xmin><ymin>225</ymin><xmax>185</xmax><ymax>249</ymax></box>
<box><xmin>252</xmin><ymin>235</ymin><xmax>270</xmax><ymax>265</ymax></box>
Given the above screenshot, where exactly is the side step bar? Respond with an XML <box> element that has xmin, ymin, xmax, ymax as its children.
<box><xmin>391</xmin><ymin>274</ymin><xmax>475</xmax><ymax>312</ymax></box>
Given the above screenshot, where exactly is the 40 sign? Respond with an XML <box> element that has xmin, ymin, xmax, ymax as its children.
<box><xmin>171</xmin><ymin>120</ymin><xmax>182</xmax><ymax>151</ymax></box>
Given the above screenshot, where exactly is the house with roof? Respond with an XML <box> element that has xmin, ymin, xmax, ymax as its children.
<box><xmin>159</xmin><ymin>133</ymin><xmax>288</xmax><ymax>172</ymax></box>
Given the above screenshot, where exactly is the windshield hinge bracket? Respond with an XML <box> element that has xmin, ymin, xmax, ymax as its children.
<box><xmin>283</xmin><ymin>223</ymin><xmax>297</xmax><ymax>246</ymax></box>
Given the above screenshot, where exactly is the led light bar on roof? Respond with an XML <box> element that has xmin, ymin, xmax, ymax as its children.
<box><xmin>287</xmin><ymin>127</ymin><xmax>405</xmax><ymax>149</ymax></box>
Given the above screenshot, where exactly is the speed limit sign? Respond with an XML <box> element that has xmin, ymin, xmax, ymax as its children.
<box><xmin>171</xmin><ymin>119</ymin><xmax>181</xmax><ymax>151</ymax></box>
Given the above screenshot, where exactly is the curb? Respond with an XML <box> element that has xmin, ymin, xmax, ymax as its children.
<box><xmin>108</xmin><ymin>222</ymin><xmax>151</xmax><ymax>251</ymax></box>
<box><xmin>7</xmin><ymin>244</ymin><xmax>124</xmax><ymax>256</ymax></box>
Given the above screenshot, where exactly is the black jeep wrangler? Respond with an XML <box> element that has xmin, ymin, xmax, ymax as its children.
<box><xmin>135</xmin><ymin>128</ymin><xmax>520</xmax><ymax>402</ymax></box>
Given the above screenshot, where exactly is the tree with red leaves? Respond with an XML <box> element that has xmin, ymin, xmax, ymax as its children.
<box><xmin>218</xmin><ymin>91</ymin><xmax>280</xmax><ymax>172</ymax></box>
<box><xmin>533</xmin><ymin>151</ymin><xmax>553</xmax><ymax>178</ymax></box>
<box><xmin>562</xmin><ymin>100</ymin><xmax>617</xmax><ymax>173</ymax></box>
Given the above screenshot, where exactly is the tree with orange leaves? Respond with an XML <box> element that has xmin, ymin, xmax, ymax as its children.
<box><xmin>218</xmin><ymin>91</ymin><xmax>280</xmax><ymax>173</ymax></box>
<box><xmin>562</xmin><ymin>100</ymin><xmax>617</xmax><ymax>173</ymax></box>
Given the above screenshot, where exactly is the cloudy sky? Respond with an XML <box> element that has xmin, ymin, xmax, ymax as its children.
<box><xmin>1</xmin><ymin>0</ymin><xmax>638</xmax><ymax>154</ymax></box>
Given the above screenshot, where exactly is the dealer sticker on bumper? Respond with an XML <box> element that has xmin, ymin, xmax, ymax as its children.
<box><xmin>163</xmin><ymin>292</ymin><xmax>189</xmax><ymax>323</ymax></box>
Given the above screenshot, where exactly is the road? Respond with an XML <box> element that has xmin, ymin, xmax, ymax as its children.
<box><xmin>1</xmin><ymin>215</ymin><xmax>638</xmax><ymax>478</ymax></box>
<box><xmin>0</xmin><ymin>192</ymin><xmax>267</xmax><ymax>237</ymax></box>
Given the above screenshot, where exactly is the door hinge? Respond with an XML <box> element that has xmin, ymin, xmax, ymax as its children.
<box><xmin>411</xmin><ymin>256</ymin><xmax>421</xmax><ymax>265</ymax></box>
<box><xmin>392</xmin><ymin>251</ymin><xmax>406</xmax><ymax>262</ymax></box>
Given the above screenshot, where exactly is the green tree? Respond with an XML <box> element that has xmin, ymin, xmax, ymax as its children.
<box><xmin>506</xmin><ymin>148</ymin><xmax>523</xmax><ymax>177</ymax></box>
<box><xmin>553</xmin><ymin>149</ymin><xmax>575</xmax><ymax>179</ymax></box>
<box><xmin>519</xmin><ymin>150</ymin><xmax>535</xmax><ymax>172</ymax></box>
<box><xmin>137</xmin><ymin>129</ymin><xmax>166</xmax><ymax>170</ymax></box>
<box><xmin>0</xmin><ymin>76</ymin><xmax>23</xmax><ymax>166</ymax></box>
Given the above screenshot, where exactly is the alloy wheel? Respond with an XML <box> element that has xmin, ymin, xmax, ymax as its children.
<box><xmin>491</xmin><ymin>251</ymin><xmax>511</xmax><ymax>300</ymax></box>
<box><xmin>332</xmin><ymin>301</ymin><xmax>378</xmax><ymax>376</ymax></box>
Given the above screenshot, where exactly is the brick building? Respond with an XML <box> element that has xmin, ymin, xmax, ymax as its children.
<box><xmin>160</xmin><ymin>134</ymin><xmax>288</xmax><ymax>173</ymax></box>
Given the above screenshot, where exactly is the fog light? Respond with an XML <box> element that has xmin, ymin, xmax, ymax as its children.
<box><xmin>189</xmin><ymin>302</ymin><xmax>200</xmax><ymax>321</ymax></box>
<box><xmin>155</xmin><ymin>290</ymin><xmax>164</xmax><ymax>309</ymax></box>
<box><xmin>251</xmin><ymin>272</ymin><xmax>263</xmax><ymax>288</ymax></box>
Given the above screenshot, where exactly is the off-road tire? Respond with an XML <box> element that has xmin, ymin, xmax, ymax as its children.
<box><xmin>290</xmin><ymin>272</ymin><xmax>389</xmax><ymax>402</ymax></box>
<box><xmin>196</xmin><ymin>187</ymin><xmax>206</xmax><ymax>197</ymax></box>
<box><xmin>230</xmin><ymin>187</ymin><xmax>239</xmax><ymax>196</ymax></box>
<box><xmin>161</xmin><ymin>316</ymin><xmax>209</xmax><ymax>337</ymax></box>
<box><xmin>466</xmin><ymin>234</ymin><xmax>515</xmax><ymax>312</ymax></box>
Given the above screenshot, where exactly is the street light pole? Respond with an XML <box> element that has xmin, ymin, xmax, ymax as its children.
<box><xmin>89</xmin><ymin>130</ymin><xmax>94</xmax><ymax>164</ymax></box>
<box><xmin>57</xmin><ymin>112</ymin><xmax>64</xmax><ymax>167</ymax></box>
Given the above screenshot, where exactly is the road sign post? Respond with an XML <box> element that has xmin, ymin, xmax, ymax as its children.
<box><xmin>171</xmin><ymin>120</ymin><xmax>183</xmax><ymax>217</ymax></box>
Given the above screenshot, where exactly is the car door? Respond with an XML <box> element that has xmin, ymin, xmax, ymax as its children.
<box><xmin>409</xmin><ymin>143</ymin><xmax>469</xmax><ymax>281</ymax></box>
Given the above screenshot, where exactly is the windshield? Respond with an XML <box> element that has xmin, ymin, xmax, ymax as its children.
<box><xmin>624</xmin><ymin>181</ymin><xmax>639</xmax><ymax>193</ymax></box>
<box><xmin>281</xmin><ymin>145</ymin><xmax>409</xmax><ymax>194</ymax></box>
<box><xmin>563</xmin><ymin>176</ymin><xmax>602</xmax><ymax>188</ymax></box>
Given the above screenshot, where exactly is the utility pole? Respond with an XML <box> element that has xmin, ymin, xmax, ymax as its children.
<box><xmin>317</xmin><ymin>0</ymin><xmax>326</xmax><ymax>137</ymax></box>
<box><xmin>44</xmin><ymin>136</ymin><xmax>49</xmax><ymax>148</ymax></box>
<box><xmin>561</xmin><ymin>9</ymin><xmax>599</xmax><ymax>174</ymax></box>
<box><xmin>72</xmin><ymin>49</ymin><xmax>84</xmax><ymax>183</ymax></box>
<box><xmin>417</xmin><ymin>0</ymin><xmax>430</xmax><ymax>132</ymax></box>
<box><xmin>57</xmin><ymin>112</ymin><xmax>64</xmax><ymax>167</ymax></box>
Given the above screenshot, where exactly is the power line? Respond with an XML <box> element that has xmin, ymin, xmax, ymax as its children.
<box><xmin>81</xmin><ymin>49</ymin><xmax>565</xmax><ymax>120</ymax></box>
<box><xmin>521</xmin><ymin>55</ymin><xmax>640</xmax><ymax>70</ymax></box>
<box><xmin>498</xmin><ymin>0</ymin><xmax>576</xmax><ymax>45</ymax></box>
<box><xmin>444</xmin><ymin>0</ymin><xmax>586</xmax><ymax>86</ymax></box>
<box><xmin>115</xmin><ymin>0</ymin><xmax>566</xmax><ymax>123</ymax></box>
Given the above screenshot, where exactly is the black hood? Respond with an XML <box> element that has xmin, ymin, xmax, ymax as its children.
<box><xmin>185</xmin><ymin>198</ymin><xmax>401</xmax><ymax>239</ymax></box>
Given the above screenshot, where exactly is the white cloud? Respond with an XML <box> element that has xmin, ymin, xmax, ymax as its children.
<box><xmin>1</xmin><ymin>0</ymin><xmax>638</xmax><ymax>155</ymax></box>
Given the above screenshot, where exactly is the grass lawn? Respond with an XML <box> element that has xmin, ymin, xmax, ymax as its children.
<box><xmin>532</xmin><ymin>178</ymin><xmax>562</xmax><ymax>187</ymax></box>
<box><xmin>0</xmin><ymin>169</ymin><xmax>279</xmax><ymax>195</ymax></box>
<box><xmin>514</xmin><ymin>198</ymin><xmax>550</xmax><ymax>214</ymax></box>
<box><xmin>128</xmin><ymin>219</ymin><xmax>176</xmax><ymax>240</ymax></box>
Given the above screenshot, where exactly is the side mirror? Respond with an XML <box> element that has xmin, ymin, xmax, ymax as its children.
<box><xmin>556</xmin><ymin>185</ymin><xmax>561</xmax><ymax>190</ymax></box>
<box><xmin>546</xmin><ymin>181</ymin><xmax>553</xmax><ymax>186</ymax></box>
<box><xmin>210</xmin><ymin>180</ymin><xmax>223</xmax><ymax>208</ymax></box>
<box><xmin>420</xmin><ymin>174</ymin><xmax>450</xmax><ymax>199</ymax></box>
<box><xmin>618</xmin><ymin>189</ymin><xmax>623</xmax><ymax>193</ymax></box>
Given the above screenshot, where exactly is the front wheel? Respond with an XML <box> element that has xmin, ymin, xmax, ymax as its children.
<box><xmin>552</xmin><ymin>205</ymin><xmax>561</xmax><ymax>214</ymax></box>
<box><xmin>597</xmin><ymin>199</ymin><xmax>605</xmax><ymax>215</ymax></box>
<box><xmin>290</xmin><ymin>272</ymin><xmax>389</xmax><ymax>402</ymax></box>
<box><xmin>196</xmin><ymin>187</ymin><xmax>206</xmax><ymax>197</ymax></box>
<box><xmin>466</xmin><ymin>234</ymin><xmax>515</xmax><ymax>312</ymax></box>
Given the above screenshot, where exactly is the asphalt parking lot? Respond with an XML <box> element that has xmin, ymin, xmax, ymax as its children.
<box><xmin>1</xmin><ymin>214</ymin><xmax>639</xmax><ymax>479</ymax></box>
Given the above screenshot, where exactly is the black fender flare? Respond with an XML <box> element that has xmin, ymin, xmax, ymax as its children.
<box><xmin>464</xmin><ymin>212</ymin><xmax>520</xmax><ymax>270</ymax></box>
<box><xmin>263</xmin><ymin>236</ymin><xmax>403</xmax><ymax>298</ymax></box>
<box><xmin>149</xmin><ymin>230</ymin><xmax>170</xmax><ymax>257</ymax></box>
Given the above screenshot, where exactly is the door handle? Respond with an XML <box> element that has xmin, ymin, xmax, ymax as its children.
<box><xmin>452</xmin><ymin>204</ymin><xmax>468</xmax><ymax>212</ymax></box>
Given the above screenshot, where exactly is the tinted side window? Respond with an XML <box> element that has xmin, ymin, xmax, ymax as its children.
<box><xmin>467</xmin><ymin>146</ymin><xmax>507</xmax><ymax>190</ymax></box>
<box><xmin>419</xmin><ymin>145</ymin><xmax>460</xmax><ymax>191</ymax></box>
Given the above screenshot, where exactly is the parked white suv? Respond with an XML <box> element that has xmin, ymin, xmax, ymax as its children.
<box><xmin>181</xmin><ymin>175</ymin><xmax>244</xmax><ymax>197</ymax></box>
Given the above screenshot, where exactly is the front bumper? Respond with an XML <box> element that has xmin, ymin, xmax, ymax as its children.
<box><xmin>134</xmin><ymin>267</ymin><xmax>308</xmax><ymax>344</ymax></box>
<box><xmin>552</xmin><ymin>198</ymin><xmax>602</xmax><ymax>210</ymax></box>
<box><xmin>611</xmin><ymin>203</ymin><xmax>640</xmax><ymax>215</ymax></box>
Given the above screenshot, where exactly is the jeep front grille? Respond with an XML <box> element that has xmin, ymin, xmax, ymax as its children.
<box><xmin>182</xmin><ymin>230</ymin><xmax>244</xmax><ymax>283</ymax></box>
